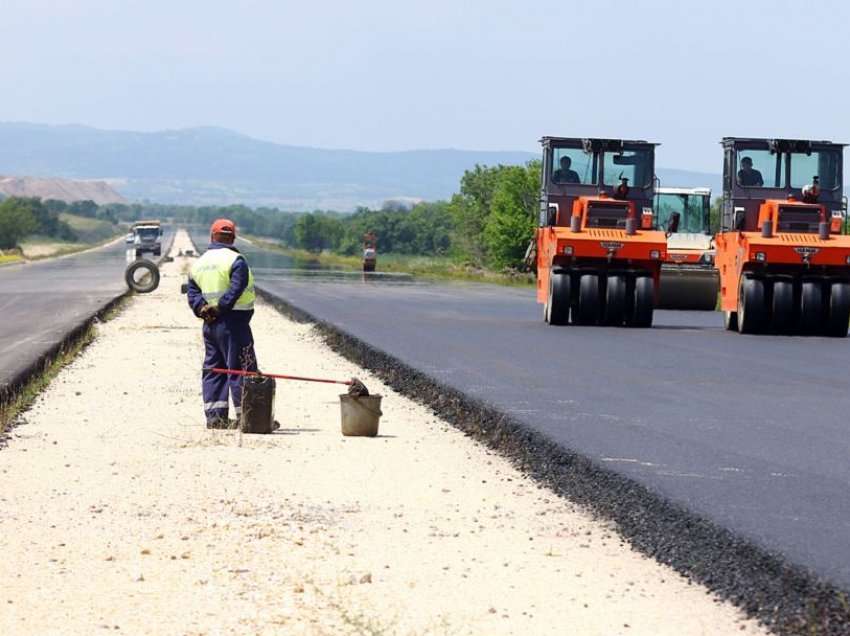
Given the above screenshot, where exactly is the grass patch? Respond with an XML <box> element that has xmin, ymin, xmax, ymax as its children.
<box><xmin>0</xmin><ymin>253</ymin><xmax>23</xmax><ymax>265</ymax></box>
<box><xmin>59</xmin><ymin>212</ymin><xmax>124</xmax><ymax>244</ymax></box>
<box><xmin>247</xmin><ymin>236</ymin><xmax>535</xmax><ymax>287</ymax></box>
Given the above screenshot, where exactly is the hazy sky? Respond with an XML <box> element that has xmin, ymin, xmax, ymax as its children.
<box><xmin>2</xmin><ymin>0</ymin><xmax>849</xmax><ymax>171</ymax></box>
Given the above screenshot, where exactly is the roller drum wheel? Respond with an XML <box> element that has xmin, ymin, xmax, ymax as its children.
<box><xmin>627</xmin><ymin>276</ymin><xmax>654</xmax><ymax>328</ymax></box>
<box><xmin>575</xmin><ymin>274</ymin><xmax>600</xmax><ymax>325</ymax></box>
<box><xmin>602</xmin><ymin>275</ymin><xmax>626</xmax><ymax>326</ymax></box>
<box><xmin>547</xmin><ymin>271</ymin><xmax>571</xmax><ymax>326</ymax></box>
<box><xmin>826</xmin><ymin>282</ymin><xmax>850</xmax><ymax>337</ymax></box>
<box><xmin>799</xmin><ymin>281</ymin><xmax>824</xmax><ymax>334</ymax></box>
<box><xmin>737</xmin><ymin>277</ymin><xmax>766</xmax><ymax>334</ymax></box>
<box><xmin>770</xmin><ymin>280</ymin><xmax>795</xmax><ymax>334</ymax></box>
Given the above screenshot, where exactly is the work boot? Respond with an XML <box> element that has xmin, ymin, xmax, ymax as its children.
<box><xmin>206</xmin><ymin>417</ymin><xmax>229</xmax><ymax>430</ymax></box>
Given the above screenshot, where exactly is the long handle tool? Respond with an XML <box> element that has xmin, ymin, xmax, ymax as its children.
<box><xmin>205</xmin><ymin>367</ymin><xmax>370</xmax><ymax>396</ymax></box>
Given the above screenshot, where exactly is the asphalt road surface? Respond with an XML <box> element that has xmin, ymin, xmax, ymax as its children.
<box><xmin>189</xmin><ymin>232</ymin><xmax>850</xmax><ymax>591</ymax></box>
<box><xmin>0</xmin><ymin>232</ymin><xmax>172</xmax><ymax>392</ymax></box>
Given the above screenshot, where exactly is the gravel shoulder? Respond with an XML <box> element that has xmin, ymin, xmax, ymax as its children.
<box><xmin>0</xmin><ymin>231</ymin><xmax>768</xmax><ymax>635</ymax></box>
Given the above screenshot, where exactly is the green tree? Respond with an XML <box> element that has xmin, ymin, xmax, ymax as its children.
<box><xmin>483</xmin><ymin>161</ymin><xmax>541</xmax><ymax>269</ymax></box>
<box><xmin>0</xmin><ymin>198</ymin><xmax>38</xmax><ymax>249</ymax></box>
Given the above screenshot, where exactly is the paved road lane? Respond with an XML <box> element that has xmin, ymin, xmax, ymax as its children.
<box><xmin>0</xmin><ymin>232</ymin><xmax>172</xmax><ymax>391</ymax></box>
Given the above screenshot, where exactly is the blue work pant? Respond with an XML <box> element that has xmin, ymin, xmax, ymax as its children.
<box><xmin>201</xmin><ymin>313</ymin><xmax>257</xmax><ymax>422</ymax></box>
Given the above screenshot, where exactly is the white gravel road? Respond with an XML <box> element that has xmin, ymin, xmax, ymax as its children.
<box><xmin>0</xmin><ymin>231</ymin><xmax>767</xmax><ymax>635</ymax></box>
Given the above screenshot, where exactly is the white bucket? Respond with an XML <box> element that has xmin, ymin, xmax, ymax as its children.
<box><xmin>339</xmin><ymin>394</ymin><xmax>383</xmax><ymax>437</ymax></box>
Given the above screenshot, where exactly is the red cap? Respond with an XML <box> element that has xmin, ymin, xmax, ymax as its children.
<box><xmin>210</xmin><ymin>218</ymin><xmax>236</xmax><ymax>237</ymax></box>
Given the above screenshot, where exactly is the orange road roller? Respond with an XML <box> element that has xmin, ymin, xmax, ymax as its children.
<box><xmin>536</xmin><ymin>137</ymin><xmax>672</xmax><ymax>328</ymax></box>
<box><xmin>716</xmin><ymin>137</ymin><xmax>850</xmax><ymax>336</ymax></box>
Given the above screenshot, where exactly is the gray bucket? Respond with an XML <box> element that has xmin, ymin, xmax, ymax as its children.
<box><xmin>339</xmin><ymin>394</ymin><xmax>383</xmax><ymax>437</ymax></box>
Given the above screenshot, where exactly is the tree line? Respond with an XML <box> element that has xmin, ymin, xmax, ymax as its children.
<box><xmin>0</xmin><ymin>197</ymin><xmax>77</xmax><ymax>249</ymax></box>
<box><xmin>0</xmin><ymin>161</ymin><xmax>544</xmax><ymax>270</ymax></box>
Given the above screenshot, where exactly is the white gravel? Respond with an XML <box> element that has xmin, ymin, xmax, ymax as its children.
<box><xmin>0</xmin><ymin>231</ymin><xmax>768</xmax><ymax>635</ymax></box>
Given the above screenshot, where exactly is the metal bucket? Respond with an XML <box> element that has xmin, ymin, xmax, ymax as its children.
<box><xmin>240</xmin><ymin>375</ymin><xmax>276</xmax><ymax>434</ymax></box>
<box><xmin>339</xmin><ymin>394</ymin><xmax>383</xmax><ymax>437</ymax></box>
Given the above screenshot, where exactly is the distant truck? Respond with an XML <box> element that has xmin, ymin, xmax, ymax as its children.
<box><xmin>127</xmin><ymin>220</ymin><xmax>163</xmax><ymax>258</ymax></box>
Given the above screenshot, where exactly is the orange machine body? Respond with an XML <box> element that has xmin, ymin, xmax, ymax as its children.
<box><xmin>716</xmin><ymin>137</ymin><xmax>850</xmax><ymax>336</ymax></box>
<box><xmin>535</xmin><ymin>194</ymin><xmax>667</xmax><ymax>304</ymax></box>
<box><xmin>716</xmin><ymin>199</ymin><xmax>850</xmax><ymax>311</ymax></box>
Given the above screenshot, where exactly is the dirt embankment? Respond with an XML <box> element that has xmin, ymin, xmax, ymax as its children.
<box><xmin>0</xmin><ymin>175</ymin><xmax>125</xmax><ymax>204</ymax></box>
<box><xmin>0</xmin><ymin>230</ymin><xmax>767</xmax><ymax>635</ymax></box>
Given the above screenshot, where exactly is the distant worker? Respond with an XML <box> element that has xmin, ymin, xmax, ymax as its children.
<box><xmin>738</xmin><ymin>156</ymin><xmax>764</xmax><ymax>187</ymax></box>
<box><xmin>553</xmin><ymin>156</ymin><xmax>581</xmax><ymax>184</ymax></box>
<box><xmin>187</xmin><ymin>219</ymin><xmax>257</xmax><ymax>429</ymax></box>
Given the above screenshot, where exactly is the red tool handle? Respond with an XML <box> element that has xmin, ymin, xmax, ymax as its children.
<box><xmin>204</xmin><ymin>367</ymin><xmax>352</xmax><ymax>386</ymax></box>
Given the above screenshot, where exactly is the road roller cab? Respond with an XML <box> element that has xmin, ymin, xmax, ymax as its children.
<box><xmin>655</xmin><ymin>187</ymin><xmax>719</xmax><ymax>310</ymax></box>
<box><xmin>716</xmin><ymin>137</ymin><xmax>850</xmax><ymax>335</ymax></box>
<box><xmin>536</xmin><ymin>137</ymin><xmax>668</xmax><ymax>327</ymax></box>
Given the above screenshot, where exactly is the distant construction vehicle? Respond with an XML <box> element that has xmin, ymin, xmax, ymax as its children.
<box><xmin>655</xmin><ymin>187</ymin><xmax>719</xmax><ymax>310</ymax></box>
<box><xmin>129</xmin><ymin>220</ymin><xmax>163</xmax><ymax>259</ymax></box>
<box><xmin>536</xmin><ymin>137</ymin><xmax>672</xmax><ymax>327</ymax></box>
<box><xmin>717</xmin><ymin>137</ymin><xmax>850</xmax><ymax>336</ymax></box>
<box><xmin>362</xmin><ymin>231</ymin><xmax>377</xmax><ymax>272</ymax></box>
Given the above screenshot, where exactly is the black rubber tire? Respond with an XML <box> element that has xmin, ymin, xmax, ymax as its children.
<box><xmin>626</xmin><ymin>276</ymin><xmax>655</xmax><ymax>328</ymax></box>
<box><xmin>738</xmin><ymin>277</ymin><xmax>766</xmax><ymax>334</ymax></box>
<box><xmin>575</xmin><ymin>274</ymin><xmax>600</xmax><ymax>325</ymax></box>
<box><xmin>826</xmin><ymin>282</ymin><xmax>850</xmax><ymax>337</ymax></box>
<box><xmin>602</xmin><ymin>275</ymin><xmax>626</xmax><ymax>326</ymax></box>
<box><xmin>723</xmin><ymin>311</ymin><xmax>738</xmax><ymax>331</ymax></box>
<box><xmin>771</xmin><ymin>280</ymin><xmax>795</xmax><ymax>333</ymax></box>
<box><xmin>547</xmin><ymin>271</ymin><xmax>571</xmax><ymax>326</ymax></box>
<box><xmin>125</xmin><ymin>259</ymin><xmax>160</xmax><ymax>294</ymax></box>
<box><xmin>800</xmin><ymin>280</ymin><xmax>824</xmax><ymax>334</ymax></box>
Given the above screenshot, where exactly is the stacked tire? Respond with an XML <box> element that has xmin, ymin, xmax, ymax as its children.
<box><xmin>730</xmin><ymin>276</ymin><xmax>850</xmax><ymax>337</ymax></box>
<box><xmin>545</xmin><ymin>270</ymin><xmax>655</xmax><ymax>328</ymax></box>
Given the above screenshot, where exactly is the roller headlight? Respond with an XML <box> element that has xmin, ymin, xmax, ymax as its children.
<box><xmin>754</xmin><ymin>252</ymin><xmax>767</xmax><ymax>262</ymax></box>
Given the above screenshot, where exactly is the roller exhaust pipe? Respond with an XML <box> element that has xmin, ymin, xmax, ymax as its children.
<box><xmin>570</xmin><ymin>216</ymin><xmax>581</xmax><ymax>232</ymax></box>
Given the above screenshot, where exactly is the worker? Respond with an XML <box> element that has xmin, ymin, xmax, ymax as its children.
<box><xmin>738</xmin><ymin>156</ymin><xmax>764</xmax><ymax>187</ymax></box>
<box><xmin>553</xmin><ymin>156</ymin><xmax>581</xmax><ymax>184</ymax></box>
<box><xmin>187</xmin><ymin>219</ymin><xmax>258</xmax><ymax>429</ymax></box>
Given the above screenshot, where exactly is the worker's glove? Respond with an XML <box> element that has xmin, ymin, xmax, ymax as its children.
<box><xmin>203</xmin><ymin>305</ymin><xmax>221</xmax><ymax>323</ymax></box>
<box><xmin>199</xmin><ymin>304</ymin><xmax>220</xmax><ymax>323</ymax></box>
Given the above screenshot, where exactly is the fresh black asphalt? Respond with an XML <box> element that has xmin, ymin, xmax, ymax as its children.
<box><xmin>0</xmin><ymin>232</ymin><xmax>172</xmax><ymax>394</ymax></box>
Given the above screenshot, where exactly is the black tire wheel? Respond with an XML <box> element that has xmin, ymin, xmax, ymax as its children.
<box><xmin>723</xmin><ymin>310</ymin><xmax>738</xmax><ymax>331</ymax></box>
<box><xmin>125</xmin><ymin>259</ymin><xmax>161</xmax><ymax>294</ymax></box>
<box><xmin>602</xmin><ymin>275</ymin><xmax>626</xmax><ymax>326</ymax></box>
<box><xmin>575</xmin><ymin>274</ymin><xmax>600</xmax><ymax>325</ymax></box>
<box><xmin>547</xmin><ymin>271</ymin><xmax>571</xmax><ymax>326</ymax></box>
<box><xmin>627</xmin><ymin>276</ymin><xmax>654</xmax><ymax>328</ymax></box>
<box><xmin>799</xmin><ymin>280</ymin><xmax>824</xmax><ymax>334</ymax></box>
<box><xmin>771</xmin><ymin>280</ymin><xmax>794</xmax><ymax>333</ymax></box>
<box><xmin>826</xmin><ymin>282</ymin><xmax>850</xmax><ymax>337</ymax></box>
<box><xmin>738</xmin><ymin>277</ymin><xmax>766</xmax><ymax>334</ymax></box>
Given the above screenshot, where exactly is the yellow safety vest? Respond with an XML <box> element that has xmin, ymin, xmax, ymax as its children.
<box><xmin>190</xmin><ymin>247</ymin><xmax>255</xmax><ymax>311</ymax></box>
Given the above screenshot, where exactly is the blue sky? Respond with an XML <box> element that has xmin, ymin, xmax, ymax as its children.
<box><xmin>2</xmin><ymin>0</ymin><xmax>849</xmax><ymax>171</ymax></box>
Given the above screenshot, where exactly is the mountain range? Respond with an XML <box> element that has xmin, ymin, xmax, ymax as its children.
<box><xmin>0</xmin><ymin>123</ymin><xmax>721</xmax><ymax>210</ymax></box>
